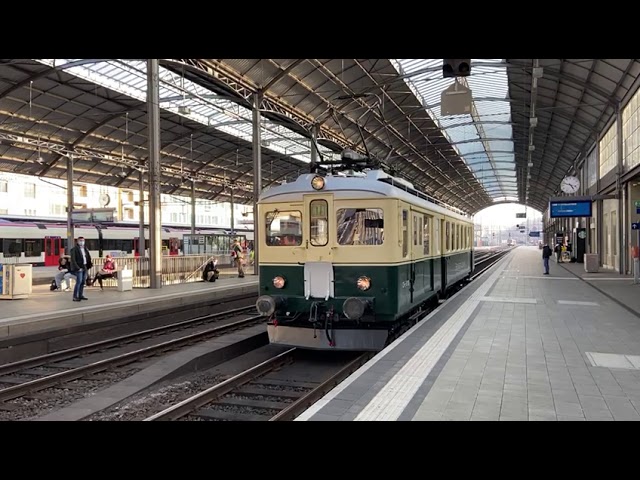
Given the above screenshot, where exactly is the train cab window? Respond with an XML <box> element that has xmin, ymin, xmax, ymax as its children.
<box><xmin>310</xmin><ymin>200</ymin><xmax>328</xmax><ymax>246</ymax></box>
<box><xmin>402</xmin><ymin>209</ymin><xmax>408</xmax><ymax>257</ymax></box>
<box><xmin>265</xmin><ymin>210</ymin><xmax>302</xmax><ymax>246</ymax></box>
<box><xmin>337</xmin><ymin>208</ymin><xmax>384</xmax><ymax>245</ymax></box>
<box><xmin>423</xmin><ymin>215</ymin><xmax>430</xmax><ymax>255</ymax></box>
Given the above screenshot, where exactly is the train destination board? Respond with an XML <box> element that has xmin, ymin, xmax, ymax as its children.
<box><xmin>549</xmin><ymin>200</ymin><xmax>592</xmax><ymax>218</ymax></box>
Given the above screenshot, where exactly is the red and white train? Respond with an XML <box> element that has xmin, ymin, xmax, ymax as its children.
<box><xmin>0</xmin><ymin>215</ymin><xmax>254</xmax><ymax>266</ymax></box>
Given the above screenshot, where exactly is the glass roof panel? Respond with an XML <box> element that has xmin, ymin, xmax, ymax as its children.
<box><xmin>35</xmin><ymin>59</ymin><xmax>340</xmax><ymax>166</ymax></box>
<box><xmin>390</xmin><ymin>59</ymin><xmax>516</xmax><ymax>200</ymax></box>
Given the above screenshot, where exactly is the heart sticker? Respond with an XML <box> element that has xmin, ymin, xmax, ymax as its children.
<box><xmin>20</xmin><ymin>273</ymin><xmax>25</xmax><ymax>278</ymax></box>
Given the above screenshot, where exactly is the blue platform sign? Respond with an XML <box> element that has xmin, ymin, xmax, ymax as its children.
<box><xmin>549</xmin><ymin>200</ymin><xmax>592</xmax><ymax>218</ymax></box>
<box><xmin>632</xmin><ymin>223</ymin><xmax>640</xmax><ymax>230</ymax></box>
<box><xmin>529</xmin><ymin>231</ymin><xmax>540</xmax><ymax>237</ymax></box>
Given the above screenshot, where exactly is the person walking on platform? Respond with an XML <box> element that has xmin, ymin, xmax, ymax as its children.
<box><xmin>554</xmin><ymin>242</ymin><xmax>563</xmax><ymax>263</ymax></box>
<box><xmin>69</xmin><ymin>236</ymin><xmax>93</xmax><ymax>302</ymax></box>
<box><xmin>542</xmin><ymin>242</ymin><xmax>553</xmax><ymax>275</ymax></box>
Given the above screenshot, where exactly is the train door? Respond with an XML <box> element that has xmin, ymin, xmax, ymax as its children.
<box><xmin>441</xmin><ymin>219</ymin><xmax>448</xmax><ymax>293</ymax></box>
<box><xmin>409</xmin><ymin>210</ymin><xmax>419</xmax><ymax>303</ymax></box>
<box><xmin>44</xmin><ymin>236</ymin><xmax>62</xmax><ymax>266</ymax></box>
<box><xmin>169</xmin><ymin>237</ymin><xmax>179</xmax><ymax>256</ymax></box>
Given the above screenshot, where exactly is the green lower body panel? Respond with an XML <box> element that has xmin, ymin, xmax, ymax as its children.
<box><xmin>258</xmin><ymin>256</ymin><xmax>471</xmax><ymax>350</ymax></box>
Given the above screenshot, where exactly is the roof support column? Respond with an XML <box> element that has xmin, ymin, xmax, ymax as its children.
<box><xmin>138</xmin><ymin>169</ymin><xmax>145</xmax><ymax>257</ymax></box>
<box><xmin>252</xmin><ymin>92</ymin><xmax>262</xmax><ymax>277</ymax></box>
<box><xmin>230</xmin><ymin>188</ymin><xmax>235</xmax><ymax>234</ymax></box>
<box><xmin>617</xmin><ymin>104</ymin><xmax>626</xmax><ymax>274</ymax></box>
<box><xmin>191</xmin><ymin>179</ymin><xmax>196</xmax><ymax>236</ymax></box>
<box><xmin>147</xmin><ymin>59</ymin><xmax>162</xmax><ymax>289</ymax></box>
<box><xmin>66</xmin><ymin>154</ymin><xmax>74</xmax><ymax>255</ymax></box>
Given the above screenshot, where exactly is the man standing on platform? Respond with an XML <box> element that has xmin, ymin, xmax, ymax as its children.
<box><xmin>542</xmin><ymin>242</ymin><xmax>553</xmax><ymax>275</ymax></box>
<box><xmin>70</xmin><ymin>236</ymin><xmax>93</xmax><ymax>302</ymax></box>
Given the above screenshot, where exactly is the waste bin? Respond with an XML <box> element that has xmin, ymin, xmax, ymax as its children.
<box><xmin>584</xmin><ymin>254</ymin><xmax>599</xmax><ymax>273</ymax></box>
<box><xmin>0</xmin><ymin>263</ymin><xmax>33</xmax><ymax>300</ymax></box>
<box><xmin>117</xmin><ymin>267</ymin><xmax>133</xmax><ymax>292</ymax></box>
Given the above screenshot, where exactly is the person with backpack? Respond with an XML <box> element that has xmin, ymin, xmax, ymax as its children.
<box><xmin>542</xmin><ymin>242</ymin><xmax>553</xmax><ymax>275</ymax></box>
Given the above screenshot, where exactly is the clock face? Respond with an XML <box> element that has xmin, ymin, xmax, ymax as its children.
<box><xmin>560</xmin><ymin>176</ymin><xmax>580</xmax><ymax>194</ymax></box>
<box><xmin>100</xmin><ymin>194</ymin><xmax>111</xmax><ymax>206</ymax></box>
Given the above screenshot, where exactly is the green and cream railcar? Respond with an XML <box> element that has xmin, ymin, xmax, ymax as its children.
<box><xmin>256</xmin><ymin>170</ymin><xmax>474</xmax><ymax>351</ymax></box>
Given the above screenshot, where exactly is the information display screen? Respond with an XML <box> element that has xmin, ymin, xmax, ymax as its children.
<box><xmin>549</xmin><ymin>201</ymin><xmax>592</xmax><ymax>218</ymax></box>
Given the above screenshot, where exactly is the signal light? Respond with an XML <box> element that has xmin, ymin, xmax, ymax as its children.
<box><xmin>443</xmin><ymin>59</ymin><xmax>471</xmax><ymax>78</ymax></box>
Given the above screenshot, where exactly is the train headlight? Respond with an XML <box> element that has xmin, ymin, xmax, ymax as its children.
<box><xmin>311</xmin><ymin>175</ymin><xmax>325</xmax><ymax>190</ymax></box>
<box><xmin>273</xmin><ymin>276</ymin><xmax>286</xmax><ymax>289</ymax></box>
<box><xmin>356</xmin><ymin>276</ymin><xmax>371</xmax><ymax>291</ymax></box>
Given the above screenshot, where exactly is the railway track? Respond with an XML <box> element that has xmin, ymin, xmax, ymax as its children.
<box><xmin>0</xmin><ymin>306</ymin><xmax>264</xmax><ymax>408</ymax></box>
<box><xmin>471</xmin><ymin>247</ymin><xmax>512</xmax><ymax>280</ymax></box>
<box><xmin>143</xmin><ymin>349</ymin><xmax>372</xmax><ymax>421</ymax></box>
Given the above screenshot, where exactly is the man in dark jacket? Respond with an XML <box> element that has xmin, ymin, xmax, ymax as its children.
<box><xmin>69</xmin><ymin>236</ymin><xmax>93</xmax><ymax>301</ymax></box>
<box><xmin>542</xmin><ymin>243</ymin><xmax>553</xmax><ymax>275</ymax></box>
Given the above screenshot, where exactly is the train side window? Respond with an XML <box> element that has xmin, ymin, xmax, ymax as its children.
<box><xmin>336</xmin><ymin>208</ymin><xmax>384</xmax><ymax>245</ymax></box>
<box><xmin>310</xmin><ymin>200</ymin><xmax>328</xmax><ymax>246</ymax></box>
<box><xmin>3</xmin><ymin>238</ymin><xmax>23</xmax><ymax>257</ymax></box>
<box><xmin>265</xmin><ymin>210</ymin><xmax>302</xmax><ymax>246</ymax></box>
<box><xmin>419</xmin><ymin>216</ymin><xmax>423</xmax><ymax>246</ymax></box>
<box><xmin>413</xmin><ymin>215</ymin><xmax>418</xmax><ymax>246</ymax></box>
<box><xmin>402</xmin><ymin>209</ymin><xmax>408</xmax><ymax>257</ymax></box>
<box><xmin>423</xmin><ymin>215</ymin><xmax>430</xmax><ymax>255</ymax></box>
<box><xmin>24</xmin><ymin>239</ymin><xmax>43</xmax><ymax>257</ymax></box>
<box><xmin>456</xmin><ymin>224</ymin><xmax>460</xmax><ymax>250</ymax></box>
<box><xmin>445</xmin><ymin>221</ymin><xmax>450</xmax><ymax>252</ymax></box>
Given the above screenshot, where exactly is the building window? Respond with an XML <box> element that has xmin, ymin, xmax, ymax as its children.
<box><xmin>125</xmin><ymin>208</ymin><xmax>134</xmax><ymax>220</ymax></box>
<box><xmin>623</xmin><ymin>88</ymin><xmax>640</xmax><ymax>171</ymax></box>
<box><xmin>0</xmin><ymin>180</ymin><xmax>7</xmax><ymax>193</ymax></box>
<box><xmin>49</xmin><ymin>204</ymin><xmax>66</xmax><ymax>216</ymax></box>
<box><xmin>24</xmin><ymin>183</ymin><xmax>36</xmax><ymax>198</ymax></box>
<box><xmin>0</xmin><ymin>208</ymin><xmax>7</xmax><ymax>214</ymax></box>
<box><xmin>599</xmin><ymin>122</ymin><xmax>618</xmax><ymax>178</ymax></box>
<box><xmin>74</xmin><ymin>185</ymin><xmax>88</xmax><ymax>197</ymax></box>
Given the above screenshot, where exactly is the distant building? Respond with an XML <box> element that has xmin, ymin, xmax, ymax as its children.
<box><xmin>0</xmin><ymin>172</ymin><xmax>253</xmax><ymax>230</ymax></box>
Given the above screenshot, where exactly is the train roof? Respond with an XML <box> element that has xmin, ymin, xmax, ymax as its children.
<box><xmin>259</xmin><ymin>170</ymin><xmax>473</xmax><ymax>223</ymax></box>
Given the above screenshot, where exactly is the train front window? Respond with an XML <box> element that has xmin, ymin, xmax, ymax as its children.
<box><xmin>336</xmin><ymin>208</ymin><xmax>384</xmax><ymax>246</ymax></box>
<box><xmin>265</xmin><ymin>210</ymin><xmax>302</xmax><ymax>246</ymax></box>
<box><xmin>310</xmin><ymin>200</ymin><xmax>328</xmax><ymax>246</ymax></box>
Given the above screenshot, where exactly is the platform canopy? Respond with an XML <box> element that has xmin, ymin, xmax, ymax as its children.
<box><xmin>1</xmin><ymin>59</ymin><xmax>638</xmax><ymax>213</ymax></box>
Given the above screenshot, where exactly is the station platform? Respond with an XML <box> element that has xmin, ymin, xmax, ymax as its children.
<box><xmin>297</xmin><ymin>246</ymin><xmax>640</xmax><ymax>421</ymax></box>
<box><xmin>0</xmin><ymin>276</ymin><xmax>258</xmax><ymax>341</ymax></box>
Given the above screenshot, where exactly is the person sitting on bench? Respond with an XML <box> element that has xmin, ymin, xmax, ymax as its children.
<box><xmin>91</xmin><ymin>255</ymin><xmax>117</xmax><ymax>290</ymax></box>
